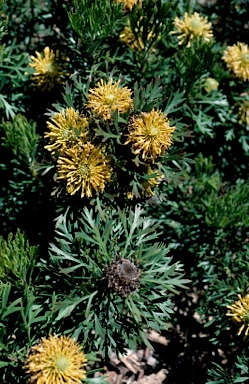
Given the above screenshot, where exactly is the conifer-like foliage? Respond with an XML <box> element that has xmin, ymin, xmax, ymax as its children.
<box><xmin>2</xmin><ymin>114</ymin><xmax>39</xmax><ymax>164</ymax></box>
<box><xmin>0</xmin><ymin>229</ymin><xmax>38</xmax><ymax>286</ymax></box>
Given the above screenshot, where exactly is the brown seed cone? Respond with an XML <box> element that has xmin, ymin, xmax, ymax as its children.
<box><xmin>105</xmin><ymin>257</ymin><xmax>141</xmax><ymax>296</ymax></box>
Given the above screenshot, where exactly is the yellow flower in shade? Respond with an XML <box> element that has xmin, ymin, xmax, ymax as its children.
<box><xmin>115</xmin><ymin>0</ymin><xmax>142</xmax><ymax>11</ymax></box>
<box><xmin>120</xmin><ymin>25</ymin><xmax>145</xmax><ymax>51</ymax></box>
<box><xmin>120</xmin><ymin>18</ymin><xmax>157</xmax><ymax>52</ymax></box>
<box><xmin>204</xmin><ymin>77</ymin><xmax>219</xmax><ymax>92</ymax></box>
<box><xmin>25</xmin><ymin>334</ymin><xmax>87</xmax><ymax>384</ymax></box>
<box><xmin>141</xmin><ymin>168</ymin><xmax>163</xmax><ymax>197</ymax></box>
<box><xmin>57</xmin><ymin>142</ymin><xmax>112</xmax><ymax>198</ymax></box>
<box><xmin>44</xmin><ymin>108</ymin><xmax>89</xmax><ymax>155</ymax></box>
<box><xmin>238</xmin><ymin>100</ymin><xmax>249</xmax><ymax>126</ymax></box>
<box><xmin>222</xmin><ymin>42</ymin><xmax>249</xmax><ymax>82</ymax></box>
<box><xmin>87</xmin><ymin>79</ymin><xmax>133</xmax><ymax>120</ymax></box>
<box><xmin>29</xmin><ymin>47</ymin><xmax>68</xmax><ymax>91</ymax></box>
<box><xmin>126</xmin><ymin>109</ymin><xmax>175</xmax><ymax>161</ymax></box>
<box><xmin>227</xmin><ymin>294</ymin><xmax>249</xmax><ymax>336</ymax></box>
<box><xmin>127</xmin><ymin>167</ymin><xmax>163</xmax><ymax>199</ymax></box>
<box><xmin>171</xmin><ymin>12</ymin><xmax>213</xmax><ymax>47</ymax></box>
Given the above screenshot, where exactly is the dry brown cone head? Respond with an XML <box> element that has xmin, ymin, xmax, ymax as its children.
<box><xmin>105</xmin><ymin>257</ymin><xmax>141</xmax><ymax>297</ymax></box>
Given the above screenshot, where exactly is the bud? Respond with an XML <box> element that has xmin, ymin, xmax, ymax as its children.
<box><xmin>204</xmin><ymin>77</ymin><xmax>219</xmax><ymax>92</ymax></box>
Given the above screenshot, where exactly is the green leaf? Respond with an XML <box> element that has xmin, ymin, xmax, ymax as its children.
<box><xmin>0</xmin><ymin>361</ymin><xmax>9</xmax><ymax>368</ymax></box>
<box><xmin>163</xmin><ymin>90</ymin><xmax>185</xmax><ymax>115</ymax></box>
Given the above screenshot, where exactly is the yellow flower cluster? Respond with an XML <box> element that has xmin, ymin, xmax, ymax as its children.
<box><xmin>25</xmin><ymin>334</ymin><xmax>87</xmax><ymax>384</ymax></box>
<box><xmin>227</xmin><ymin>294</ymin><xmax>249</xmax><ymax>336</ymax></box>
<box><xmin>172</xmin><ymin>12</ymin><xmax>213</xmax><ymax>47</ymax></box>
<box><xmin>222</xmin><ymin>42</ymin><xmax>249</xmax><ymax>81</ymax></box>
<box><xmin>45</xmin><ymin>79</ymin><xmax>175</xmax><ymax>200</ymax></box>
<box><xmin>45</xmin><ymin>107</ymin><xmax>112</xmax><ymax>198</ymax></box>
<box><xmin>45</xmin><ymin>78</ymin><xmax>134</xmax><ymax>198</ymax></box>
<box><xmin>29</xmin><ymin>47</ymin><xmax>68</xmax><ymax>91</ymax></box>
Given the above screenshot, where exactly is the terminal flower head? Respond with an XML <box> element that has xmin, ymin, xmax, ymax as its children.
<box><xmin>25</xmin><ymin>334</ymin><xmax>87</xmax><ymax>383</ymax></box>
<box><xmin>172</xmin><ymin>12</ymin><xmax>213</xmax><ymax>47</ymax></box>
<box><xmin>126</xmin><ymin>109</ymin><xmax>175</xmax><ymax>161</ymax></box>
<box><xmin>44</xmin><ymin>108</ymin><xmax>89</xmax><ymax>155</ymax></box>
<box><xmin>227</xmin><ymin>294</ymin><xmax>249</xmax><ymax>336</ymax></box>
<box><xmin>57</xmin><ymin>142</ymin><xmax>112</xmax><ymax>198</ymax></box>
<box><xmin>87</xmin><ymin>78</ymin><xmax>133</xmax><ymax>120</ymax></box>
<box><xmin>222</xmin><ymin>42</ymin><xmax>249</xmax><ymax>81</ymax></box>
<box><xmin>29</xmin><ymin>47</ymin><xmax>68</xmax><ymax>91</ymax></box>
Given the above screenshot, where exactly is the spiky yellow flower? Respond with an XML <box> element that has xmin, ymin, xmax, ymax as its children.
<box><xmin>238</xmin><ymin>100</ymin><xmax>249</xmax><ymax>126</ymax></box>
<box><xmin>120</xmin><ymin>25</ymin><xmax>145</xmax><ymax>51</ymax></box>
<box><xmin>227</xmin><ymin>294</ymin><xmax>249</xmax><ymax>336</ymax></box>
<box><xmin>115</xmin><ymin>0</ymin><xmax>142</xmax><ymax>11</ymax></box>
<box><xmin>29</xmin><ymin>47</ymin><xmax>68</xmax><ymax>91</ymax></box>
<box><xmin>120</xmin><ymin>17</ymin><xmax>157</xmax><ymax>51</ymax></box>
<box><xmin>44</xmin><ymin>108</ymin><xmax>89</xmax><ymax>155</ymax></box>
<box><xmin>87</xmin><ymin>79</ymin><xmax>133</xmax><ymax>120</ymax></box>
<box><xmin>204</xmin><ymin>77</ymin><xmax>219</xmax><ymax>92</ymax></box>
<box><xmin>25</xmin><ymin>334</ymin><xmax>87</xmax><ymax>384</ymax></box>
<box><xmin>171</xmin><ymin>12</ymin><xmax>213</xmax><ymax>47</ymax></box>
<box><xmin>126</xmin><ymin>109</ymin><xmax>175</xmax><ymax>161</ymax></box>
<box><xmin>57</xmin><ymin>142</ymin><xmax>112</xmax><ymax>198</ymax></box>
<box><xmin>222</xmin><ymin>42</ymin><xmax>249</xmax><ymax>82</ymax></box>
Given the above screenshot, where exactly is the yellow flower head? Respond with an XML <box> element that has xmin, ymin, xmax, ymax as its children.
<box><xmin>172</xmin><ymin>12</ymin><xmax>213</xmax><ymax>47</ymax></box>
<box><xmin>120</xmin><ymin>17</ymin><xmax>157</xmax><ymax>52</ymax></box>
<box><xmin>126</xmin><ymin>109</ymin><xmax>175</xmax><ymax>161</ymax></box>
<box><xmin>115</xmin><ymin>0</ymin><xmax>142</xmax><ymax>11</ymax></box>
<box><xmin>25</xmin><ymin>334</ymin><xmax>87</xmax><ymax>384</ymax></box>
<box><xmin>87</xmin><ymin>79</ymin><xmax>133</xmax><ymax>121</ymax></box>
<box><xmin>29</xmin><ymin>47</ymin><xmax>68</xmax><ymax>91</ymax></box>
<box><xmin>222</xmin><ymin>42</ymin><xmax>249</xmax><ymax>82</ymax></box>
<box><xmin>44</xmin><ymin>108</ymin><xmax>89</xmax><ymax>155</ymax></box>
<box><xmin>204</xmin><ymin>77</ymin><xmax>219</xmax><ymax>92</ymax></box>
<box><xmin>227</xmin><ymin>294</ymin><xmax>249</xmax><ymax>336</ymax></box>
<box><xmin>238</xmin><ymin>100</ymin><xmax>249</xmax><ymax>126</ymax></box>
<box><xmin>57</xmin><ymin>142</ymin><xmax>112</xmax><ymax>198</ymax></box>
<box><xmin>127</xmin><ymin>167</ymin><xmax>163</xmax><ymax>199</ymax></box>
<box><xmin>120</xmin><ymin>25</ymin><xmax>145</xmax><ymax>51</ymax></box>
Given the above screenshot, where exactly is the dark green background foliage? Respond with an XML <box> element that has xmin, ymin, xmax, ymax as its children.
<box><xmin>0</xmin><ymin>0</ymin><xmax>249</xmax><ymax>383</ymax></box>
<box><xmin>148</xmin><ymin>154</ymin><xmax>249</xmax><ymax>382</ymax></box>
